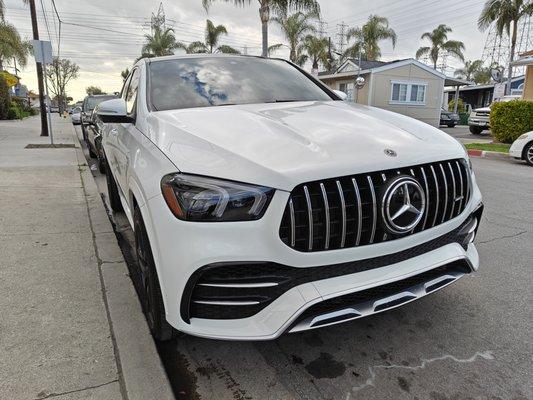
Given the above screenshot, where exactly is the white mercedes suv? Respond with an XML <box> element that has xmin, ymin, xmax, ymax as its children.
<box><xmin>97</xmin><ymin>55</ymin><xmax>483</xmax><ymax>341</ymax></box>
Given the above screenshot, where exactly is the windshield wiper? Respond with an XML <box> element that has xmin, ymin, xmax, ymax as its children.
<box><xmin>269</xmin><ymin>99</ymin><xmax>303</xmax><ymax>103</ymax></box>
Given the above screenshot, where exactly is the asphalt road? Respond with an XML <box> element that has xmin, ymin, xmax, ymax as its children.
<box><xmin>440</xmin><ymin>125</ymin><xmax>492</xmax><ymax>143</ymax></box>
<box><xmin>78</xmin><ymin>125</ymin><xmax>532</xmax><ymax>400</ymax></box>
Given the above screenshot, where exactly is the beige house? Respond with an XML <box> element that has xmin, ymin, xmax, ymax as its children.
<box><xmin>319</xmin><ymin>59</ymin><xmax>446</xmax><ymax>127</ymax></box>
<box><xmin>511</xmin><ymin>50</ymin><xmax>533</xmax><ymax>100</ymax></box>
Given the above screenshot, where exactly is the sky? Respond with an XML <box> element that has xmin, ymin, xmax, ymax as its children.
<box><xmin>4</xmin><ymin>0</ymin><xmax>493</xmax><ymax>102</ymax></box>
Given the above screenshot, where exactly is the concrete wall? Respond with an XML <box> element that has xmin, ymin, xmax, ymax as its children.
<box><xmin>370</xmin><ymin>64</ymin><xmax>444</xmax><ymax>127</ymax></box>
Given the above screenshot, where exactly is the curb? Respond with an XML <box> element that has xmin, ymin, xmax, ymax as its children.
<box><xmin>467</xmin><ymin>149</ymin><xmax>511</xmax><ymax>161</ymax></box>
<box><xmin>72</xmin><ymin>129</ymin><xmax>175</xmax><ymax>400</ymax></box>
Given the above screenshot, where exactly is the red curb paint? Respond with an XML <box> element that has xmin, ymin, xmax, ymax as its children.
<box><xmin>468</xmin><ymin>149</ymin><xmax>484</xmax><ymax>157</ymax></box>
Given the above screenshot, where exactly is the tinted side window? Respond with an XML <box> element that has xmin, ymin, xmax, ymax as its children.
<box><xmin>126</xmin><ymin>69</ymin><xmax>140</xmax><ymax>115</ymax></box>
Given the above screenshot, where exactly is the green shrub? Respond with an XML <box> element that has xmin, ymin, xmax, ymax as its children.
<box><xmin>448</xmin><ymin>98</ymin><xmax>465</xmax><ymax>113</ymax></box>
<box><xmin>490</xmin><ymin>100</ymin><xmax>533</xmax><ymax>143</ymax></box>
<box><xmin>7</xmin><ymin>101</ymin><xmax>23</xmax><ymax>119</ymax></box>
<box><xmin>0</xmin><ymin>76</ymin><xmax>9</xmax><ymax>120</ymax></box>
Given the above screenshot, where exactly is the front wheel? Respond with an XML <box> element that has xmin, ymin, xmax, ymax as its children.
<box><xmin>447</xmin><ymin>123</ymin><xmax>456</xmax><ymax>128</ymax></box>
<box><xmin>134</xmin><ymin>207</ymin><xmax>175</xmax><ymax>341</ymax></box>
<box><xmin>524</xmin><ymin>142</ymin><xmax>533</xmax><ymax>166</ymax></box>
<box><xmin>469</xmin><ymin>126</ymin><xmax>482</xmax><ymax>135</ymax></box>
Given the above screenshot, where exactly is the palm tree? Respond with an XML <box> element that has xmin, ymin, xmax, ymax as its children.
<box><xmin>273</xmin><ymin>11</ymin><xmax>317</xmax><ymax>63</ymax></box>
<box><xmin>415</xmin><ymin>24</ymin><xmax>465</xmax><ymax>69</ymax></box>
<box><xmin>345</xmin><ymin>15</ymin><xmax>396</xmax><ymax>61</ymax></box>
<box><xmin>0</xmin><ymin>21</ymin><xmax>30</xmax><ymax>71</ymax></box>
<box><xmin>142</xmin><ymin>26</ymin><xmax>179</xmax><ymax>57</ymax></box>
<box><xmin>301</xmin><ymin>35</ymin><xmax>329</xmax><ymax>72</ymax></box>
<box><xmin>478</xmin><ymin>0</ymin><xmax>533</xmax><ymax>94</ymax></box>
<box><xmin>202</xmin><ymin>0</ymin><xmax>320</xmax><ymax>58</ymax></box>
<box><xmin>267</xmin><ymin>43</ymin><xmax>284</xmax><ymax>56</ymax></box>
<box><xmin>454</xmin><ymin>59</ymin><xmax>485</xmax><ymax>81</ymax></box>
<box><xmin>177</xmin><ymin>20</ymin><xmax>239</xmax><ymax>54</ymax></box>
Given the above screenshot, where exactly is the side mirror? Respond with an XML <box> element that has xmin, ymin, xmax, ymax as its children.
<box><xmin>97</xmin><ymin>98</ymin><xmax>133</xmax><ymax>123</ymax></box>
<box><xmin>333</xmin><ymin>90</ymin><xmax>348</xmax><ymax>101</ymax></box>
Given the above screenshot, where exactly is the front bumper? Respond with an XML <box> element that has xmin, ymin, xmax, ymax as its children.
<box><xmin>144</xmin><ymin>178</ymin><xmax>483</xmax><ymax>340</ymax></box>
<box><xmin>509</xmin><ymin>138</ymin><xmax>528</xmax><ymax>158</ymax></box>
<box><xmin>468</xmin><ymin>118</ymin><xmax>490</xmax><ymax>128</ymax></box>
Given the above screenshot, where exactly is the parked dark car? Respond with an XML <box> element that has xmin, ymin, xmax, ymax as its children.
<box><xmin>440</xmin><ymin>108</ymin><xmax>459</xmax><ymax>127</ymax></box>
<box><xmin>81</xmin><ymin>94</ymin><xmax>117</xmax><ymax>145</ymax></box>
<box><xmin>81</xmin><ymin>94</ymin><xmax>117</xmax><ymax>173</ymax></box>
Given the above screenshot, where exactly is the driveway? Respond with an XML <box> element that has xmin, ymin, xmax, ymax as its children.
<box><xmin>78</xmin><ymin>124</ymin><xmax>532</xmax><ymax>400</ymax></box>
<box><xmin>440</xmin><ymin>125</ymin><xmax>492</xmax><ymax>143</ymax></box>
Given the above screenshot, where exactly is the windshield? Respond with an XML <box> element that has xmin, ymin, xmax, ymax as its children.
<box><xmin>148</xmin><ymin>56</ymin><xmax>333</xmax><ymax>111</ymax></box>
<box><xmin>85</xmin><ymin>95</ymin><xmax>116</xmax><ymax>111</ymax></box>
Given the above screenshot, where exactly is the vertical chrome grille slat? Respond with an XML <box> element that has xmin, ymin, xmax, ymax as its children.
<box><xmin>280</xmin><ymin>158</ymin><xmax>471</xmax><ymax>252</ymax></box>
<box><xmin>336</xmin><ymin>180</ymin><xmax>347</xmax><ymax>248</ymax></box>
<box><xmin>439</xmin><ymin>164</ymin><xmax>448</xmax><ymax>223</ymax></box>
<box><xmin>430</xmin><ymin>165</ymin><xmax>439</xmax><ymax>227</ymax></box>
<box><xmin>303</xmin><ymin>185</ymin><xmax>313</xmax><ymax>251</ymax></box>
<box><xmin>289</xmin><ymin>198</ymin><xmax>296</xmax><ymax>247</ymax></box>
<box><xmin>455</xmin><ymin>161</ymin><xmax>464</xmax><ymax>214</ymax></box>
<box><xmin>320</xmin><ymin>182</ymin><xmax>330</xmax><ymax>250</ymax></box>
<box><xmin>420</xmin><ymin>166</ymin><xmax>430</xmax><ymax>230</ymax></box>
<box><xmin>367</xmin><ymin>175</ymin><xmax>377</xmax><ymax>244</ymax></box>
<box><xmin>352</xmin><ymin>178</ymin><xmax>362</xmax><ymax>246</ymax></box>
<box><xmin>448</xmin><ymin>162</ymin><xmax>456</xmax><ymax>219</ymax></box>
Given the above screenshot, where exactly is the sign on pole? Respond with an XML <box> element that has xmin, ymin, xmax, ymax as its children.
<box><xmin>32</xmin><ymin>40</ymin><xmax>53</xmax><ymax>64</ymax></box>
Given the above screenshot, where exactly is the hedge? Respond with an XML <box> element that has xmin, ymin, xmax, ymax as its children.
<box><xmin>490</xmin><ymin>100</ymin><xmax>533</xmax><ymax>143</ymax></box>
<box><xmin>0</xmin><ymin>76</ymin><xmax>9</xmax><ymax>120</ymax></box>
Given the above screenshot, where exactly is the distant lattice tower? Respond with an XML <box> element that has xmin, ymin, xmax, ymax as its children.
<box><xmin>481</xmin><ymin>15</ymin><xmax>532</xmax><ymax>76</ymax></box>
<box><xmin>151</xmin><ymin>2</ymin><xmax>166</xmax><ymax>32</ymax></box>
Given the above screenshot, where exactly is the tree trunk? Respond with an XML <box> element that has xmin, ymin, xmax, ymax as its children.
<box><xmin>259</xmin><ymin>3</ymin><xmax>269</xmax><ymax>57</ymax></box>
<box><xmin>506</xmin><ymin>19</ymin><xmax>518</xmax><ymax>95</ymax></box>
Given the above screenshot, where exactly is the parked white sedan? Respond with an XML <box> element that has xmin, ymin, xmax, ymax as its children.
<box><xmin>509</xmin><ymin>131</ymin><xmax>533</xmax><ymax>166</ymax></box>
<box><xmin>97</xmin><ymin>55</ymin><xmax>482</xmax><ymax>342</ymax></box>
<box><xmin>70</xmin><ymin>106</ymin><xmax>82</xmax><ymax>125</ymax></box>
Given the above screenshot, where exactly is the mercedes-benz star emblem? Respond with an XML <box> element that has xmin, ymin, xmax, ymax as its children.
<box><xmin>381</xmin><ymin>176</ymin><xmax>426</xmax><ymax>235</ymax></box>
<box><xmin>384</xmin><ymin>149</ymin><xmax>397</xmax><ymax>157</ymax></box>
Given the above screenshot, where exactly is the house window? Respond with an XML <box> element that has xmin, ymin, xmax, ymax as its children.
<box><xmin>390</xmin><ymin>81</ymin><xmax>427</xmax><ymax>104</ymax></box>
<box><xmin>339</xmin><ymin>82</ymin><xmax>355</xmax><ymax>102</ymax></box>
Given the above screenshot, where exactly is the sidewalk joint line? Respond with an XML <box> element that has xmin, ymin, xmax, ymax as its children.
<box><xmin>34</xmin><ymin>379</ymin><xmax>118</xmax><ymax>399</ymax></box>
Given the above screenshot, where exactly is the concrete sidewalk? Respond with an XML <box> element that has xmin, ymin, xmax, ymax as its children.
<box><xmin>0</xmin><ymin>115</ymin><xmax>173</xmax><ymax>399</ymax></box>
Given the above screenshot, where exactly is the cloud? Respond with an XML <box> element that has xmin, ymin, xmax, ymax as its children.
<box><xmin>6</xmin><ymin>0</ymin><xmax>488</xmax><ymax>101</ymax></box>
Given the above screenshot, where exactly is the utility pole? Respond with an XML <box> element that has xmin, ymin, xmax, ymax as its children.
<box><xmin>28</xmin><ymin>0</ymin><xmax>49</xmax><ymax>137</ymax></box>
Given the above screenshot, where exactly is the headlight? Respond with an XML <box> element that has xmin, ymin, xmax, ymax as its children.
<box><xmin>161</xmin><ymin>174</ymin><xmax>275</xmax><ymax>222</ymax></box>
<box><xmin>517</xmin><ymin>133</ymin><xmax>529</xmax><ymax>140</ymax></box>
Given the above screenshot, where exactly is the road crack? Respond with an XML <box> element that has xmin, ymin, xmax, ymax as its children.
<box><xmin>477</xmin><ymin>230</ymin><xmax>527</xmax><ymax>244</ymax></box>
<box><xmin>348</xmin><ymin>351</ymin><xmax>495</xmax><ymax>395</ymax></box>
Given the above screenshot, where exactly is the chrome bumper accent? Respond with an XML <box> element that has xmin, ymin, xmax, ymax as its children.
<box><xmin>289</xmin><ymin>262</ymin><xmax>468</xmax><ymax>333</ymax></box>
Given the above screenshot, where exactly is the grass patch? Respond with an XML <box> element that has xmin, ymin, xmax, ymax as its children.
<box><xmin>465</xmin><ymin>142</ymin><xmax>511</xmax><ymax>153</ymax></box>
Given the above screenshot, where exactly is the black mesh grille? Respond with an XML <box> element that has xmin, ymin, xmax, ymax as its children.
<box><xmin>182</xmin><ymin>216</ymin><xmax>476</xmax><ymax>321</ymax></box>
<box><xmin>280</xmin><ymin>159</ymin><xmax>471</xmax><ymax>252</ymax></box>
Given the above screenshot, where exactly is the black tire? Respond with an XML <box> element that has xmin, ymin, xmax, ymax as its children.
<box><xmin>81</xmin><ymin>124</ymin><xmax>88</xmax><ymax>141</ymax></box>
<box><xmin>524</xmin><ymin>142</ymin><xmax>533</xmax><ymax>166</ymax></box>
<box><xmin>447</xmin><ymin>123</ymin><xmax>455</xmax><ymax>128</ymax></box>
<box><xmin>105</xmin><ymin>161</ymin><xmax>123</xmax><ymax>213</ymax></box>
<box><xmin>97</xmin><ymin>157</ymin><xmax>106</xmax><ymax>174</ymax></box>
<box><xmin>469</xmin><ymin>126</ymin><xmax>482</xmax><ymax>135</ymax></box>
<box><xmin>134</xmin><ymin>207</ymin><xmax>175</xmax><ymax>341</ymax></box>
<box><xmin>88</xmin><ymin>143</ymin><xmax>97</xmax><ymax>159</ymax></box>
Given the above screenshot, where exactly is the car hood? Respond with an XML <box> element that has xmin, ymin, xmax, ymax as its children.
<box><xmin>145</xmin><ymin>101</ymin><xmax>466</xmax><ymax>191</ymax></box>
